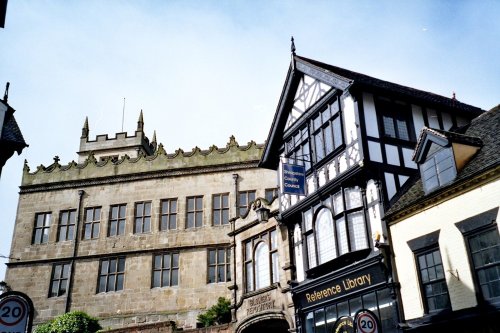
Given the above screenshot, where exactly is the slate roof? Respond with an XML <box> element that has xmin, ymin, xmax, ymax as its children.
<box><xmin>385</xmin><ymin>105</ymin><xmax>500</xmax><ymax>219</ymax></box>
<box><xmin>296</xmin><ymin>56</ymin><xmax>485</xmax><ymax>115</ymax></box>
<box><xmin>1</xmin><ymin>102</ymin><xmax>28</xmax><ymax>153</ymax></box>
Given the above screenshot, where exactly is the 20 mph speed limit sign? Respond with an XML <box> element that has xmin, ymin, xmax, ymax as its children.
<box><xmin>355</xmin><ymin>309</ymin><xmax>379</xmax><ymax>333</ymax></box>
<box><xmin>0</xmin><ymin>292</ymin><xmax>33</xmax><ymax>333</ymax></box>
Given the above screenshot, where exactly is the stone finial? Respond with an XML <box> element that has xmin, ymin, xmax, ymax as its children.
<box><xmin>291</xmin><ymin>36</ymin><xmax>296</xmax><ymax>55</ymax></box>
<box><xmin>53</xmin><ymin>156</ymin><xmax>60</xmax><ymax>164</ymax></box>
<box><xmin>137</xmin><ymin>110</ymin><xmax>144</xmax><ymax>132</ymax></box>
<box><xmin>81</xmin><ymin>117</ymin><xmax>89</xmax><ymax>139</ymax></box>
<box><xmin>87</xmin><ymin>152</ymin><xmax>97</xmax><ymax>164</ymax></box>
<box><xmin>151</xmin><ymin>130</ymin><xmax>157</xmax><ymax>151</ymax></box>
<box><xmin>227</xmin><ymin>135</ymin><xmax>238</xmax><ymax>148</ymax></box>
<box><xmin>23</xmin><ymin>159</ymin><xmax>30</xmax><ymax>172</ymax></box>
<box><xmin>3</xmin><ymin>82</ymin><xmax>9</xmax><ymax>103</ymax></box>
<box><xmin>156</xmin><ymin>143</ymin><xmax>166</xmax><ymax>155</ymax></box>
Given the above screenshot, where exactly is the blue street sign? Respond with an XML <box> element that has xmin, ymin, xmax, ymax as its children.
<box><xmin>282</xmin><ymin>163</ymin><xmax>306</xmax><ymax>195</ymax></box>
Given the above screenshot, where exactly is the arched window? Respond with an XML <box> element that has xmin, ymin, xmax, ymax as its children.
<box><xmin>315</xmin><ymin>208</ymin><xmax>336</xmax><ymax>264</ymax></box>
<box><xmin>244</xmin><ymin>229</ymin><xmax>279</xmax><ymax>292</ymax></box>
<box><xmin>255</xmin><ymin>242</ymin><xmax>270</xmax><ymax>290</ymax></box>
<box><xmin>303</xmin><ymin>186</ymin><xmax>369</xmax><ymax>270</ymax></box>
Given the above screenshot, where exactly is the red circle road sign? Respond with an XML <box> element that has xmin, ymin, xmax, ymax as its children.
<box><xmin>356</xmin><ymin>311</ymin><xmax>379</xmax><ymax>333</ymax></box>
<box><xmin>0</xmin><ymin>297</ymin><xmax>27</xmax><ymax>326</ymax></box>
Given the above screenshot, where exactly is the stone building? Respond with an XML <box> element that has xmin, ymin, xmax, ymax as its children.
<box><xmin>385</xmin><ymin>106</ymin><xmax>499</xmax><ymax>332</ymax></box>
<box><xmin>229</xmin><ymin>190</ymin><xmax>295</xmax><ymax>333</ymax></box>
<box><xmin>258</xmin><ymin>49</ymin><xmax>485</xmax><ymax>333</ymax></box>
<box><xmin>4</xmin><ymin>112</ymin><xmax>277</xmax><ymax>330</ymax></box>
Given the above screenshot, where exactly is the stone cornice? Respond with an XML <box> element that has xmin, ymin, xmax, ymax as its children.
<box><xmin>21</xmin><ymin>136</ymin><xmax>264</xmax><ymax>191</ymax></box>
<box><xmin>20</xmin><ymin>161</ymin><xmax>260</xmax><ymax>194</ymax></box>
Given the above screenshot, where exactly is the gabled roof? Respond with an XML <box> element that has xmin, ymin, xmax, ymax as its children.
<box><xmin>385</xmin><ymin>106</ymin><xmax>500</xmax><ymax>220</ymax></box>
<box><xmin>259</xmin><ymin>55</ymin><xmax>485</xmax><ymax>170</ymax></box>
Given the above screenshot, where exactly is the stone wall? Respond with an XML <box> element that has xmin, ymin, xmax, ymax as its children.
<box><xmin>6</xmin><ymin>139</ymin><xmax>277</xmax><ymax>330</ymax></box>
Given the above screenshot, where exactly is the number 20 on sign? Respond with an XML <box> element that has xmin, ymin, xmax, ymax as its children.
<box><xmin>0</xmin><ymin>295</ymin><xmax>29</xmax><ymax>333</ymax></box>
<box><xmin>355</xmin><ymin>310</ymin><xmax>379</xmax><ymax>333</ymax></box>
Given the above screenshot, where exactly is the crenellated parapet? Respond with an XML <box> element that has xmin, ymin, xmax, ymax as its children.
<box><xmin>78</xmin><ymin>112</ymin><xmax>156</xmax><ymax>163</ymax></box>
<box><xmin>21</xmin><ymin>136</ymin><xmax>264</xmax><ymax>190</ymax></box>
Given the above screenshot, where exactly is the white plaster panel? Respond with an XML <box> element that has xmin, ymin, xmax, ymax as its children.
<box><xmin>339</xmin><ymin>154</ymin><xmax>348</xmax><ymax>173</ymax></box>
<box><xmin>343</xmin><ymin>95</ymin><xmax>358</xmax><ymax>144</ymax></box>
<box><xmin>318</xmin><ymin>166</ymin><xmax>327</xmax><ymax>187</ymax></box>
<box><xmin>427</xmin><ymin>108</ymin><xmax>440</xmax><ymax>129</ymax></box>
<box><xmin>385</xmin><ymin>144</ymin><xmax>400</xmax><ymax>166</ymax></box>
<box><xmin>384</xmin><ymin>172</ymin><xmax>397</xmax><ymax>200</ymax></box>
<box><xmin>411</xmin><ymin>104</ymin><xmax>426</xmax><ymax>136</ymax></box>
<box><xmin>328</xmin><ymin>161</ymin><xmax>337</xmax><ymax>181</ymax></box>
<box><xmin>366</xmin><ymin>179</ymin><xmax>379</xmax><ymax>204</ymax></box>
<box><xmin>398</xmin><ymin>175</ymin><xmax>409</xmax><ymax>186</ymax></box>
<box><xmin>368</xmin><ymin>141</ymin><xmax>383</xmax><ymax>163</ymax></box>
<box><xmin>442</xmin><ymin>112</ymin><xmax>453</xmax><ymax>130</ymax></box>
<box><xmin>362</xmin><ymin>93</ymin><xmax>379</xmax><ymax>138</ymax></box>
<box><xmin>402</xmin><ymin>148</ymin><xmax>417</xmax><ymax>169</ymax></box>
<box><xmin>307</xmin><ymin>175</ymin><xmax>315</xmax><ymax>194</ymax></box>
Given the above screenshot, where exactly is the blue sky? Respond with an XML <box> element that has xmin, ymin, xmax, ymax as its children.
<box><xmin>1</xmin><ymin>0</ymin><xmax>499</xmax><ymax>279</ymax></box>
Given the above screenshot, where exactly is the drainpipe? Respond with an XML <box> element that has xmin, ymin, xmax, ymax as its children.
<box><xmin>65</xmin><ymin>189</ymin><xmax>85</xmax><ymax>313</ymax></box>
<box><xmin>230</xmin><ymin>174</ymin><xmax>239</xmax><ymax>322</ymax></box>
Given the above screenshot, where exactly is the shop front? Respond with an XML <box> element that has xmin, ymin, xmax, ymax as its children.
<box><xmin>293</xmin><ymin>258</ymin><xmax>399</xmax><ymax>333</ymax></box>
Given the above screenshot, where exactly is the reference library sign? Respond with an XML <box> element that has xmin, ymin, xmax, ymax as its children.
<box><xmin>298</xmin><ymin>264</ymin><xmax>386</xmax><ymax>308</ymax></box>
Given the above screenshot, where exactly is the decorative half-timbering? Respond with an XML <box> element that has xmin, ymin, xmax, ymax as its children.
<box><xmin>259</xmin><ymin>51</ymin><xmax>484</xmax><ymax>333</ymax></box>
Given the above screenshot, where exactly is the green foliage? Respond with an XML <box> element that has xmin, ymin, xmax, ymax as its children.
<box><xmin>34</xmin><ymin>321</ymin><xmax>54</xmax><ymax>333</ymax></box>
<box><xmin>197</xmin><ymin>297</ymin><xmax>231</xmax><ymax>327</ymax></box>
<box><xmin>34</xmin><ymin>311</ymin><xmax>101</xmax><ymax>333</ymax></box>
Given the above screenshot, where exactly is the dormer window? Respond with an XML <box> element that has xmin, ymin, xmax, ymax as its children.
<box><xmin>414</xmin><ymin>127</ymin><xmax>482</xmax><ymax>195</ymax></box>
<box><xmin>421</xmin><ymin>145</ymin><xmax>456</xmax><ymax>193</ymax></box>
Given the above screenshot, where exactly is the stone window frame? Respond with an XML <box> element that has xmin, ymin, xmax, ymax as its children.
<box><xmin>186</xmin><ymin>196</ymin><xmax>203</xmax><ymax>228</ymax></box>
<box><xmin>238</xmin><ymin>190</ymin><xmax>256</xmax><ymax>217</ymax></box>
<box><xmin>159</xmin><ymin>198</ymin><xmax>177</xmax><ymax>231</ymax></box>
<box><xmin>207</xmin><ymin>247</ymin><xmax>231</xmax><ymax>283</ymax></box>
<box><xmin>212</xmin><ymin>193</ymin><xmax>230</xmax><ymax>226</ymax></box>
<box><xmin>407</xmin><ymin>230</ymin><xmax>451</xmax><ymax>314</ymax></box>
<box><xmin>134</xmin><ymin>201</ymin><xmax>152</xmax><ymax>234</ymax></box>
<box><xmin>33</xmin><ymin>212</ymin><xmax>51</xmax><ymax>244</ymax></box>
<box><xmin>97</xmin><ymin>257</ymin><xmax>125</xmax><ymax>293</ymax></box>
<box><xmin>455</xmin><ymin>208</ymin><xmax>500</xmax><ymax>304</ymax></box>
<box><xmin>83</xmin><ymin>206</ymin><xmax>101</xmax><ymax>240</ymax></box>
<box><xmin>243</xmin><ymin>228</ymin><xmax>279</xmax><ymax>293</ymax></box>
<box><xmin>48</xmin><ymin>262</ymin><xmax>71</xmax><ymax>298</ymax></box>
<box><xmin>265</xmin><ymin>187</ymin><xmax>278</xmax><ymax>203</ymax></box>
<box><xmin>152</xmin><ymin>252</ymin><xmax>179</xmax><ymax>288</ymax></box>
<box><xmin>57</xmin><ymin>209</ymin><xmax>76</xmax><ymax>242</ymax></box>
<box><xmin>108</xmin><ymin>204</ymin><xmax>126</xmax><ymax>237</ymax></box>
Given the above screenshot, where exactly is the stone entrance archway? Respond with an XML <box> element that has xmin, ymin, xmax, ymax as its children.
<box><xmin>237</xmin><ymin>313</ymin><xmax>290</xmax><ymax>333</ymax></box>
